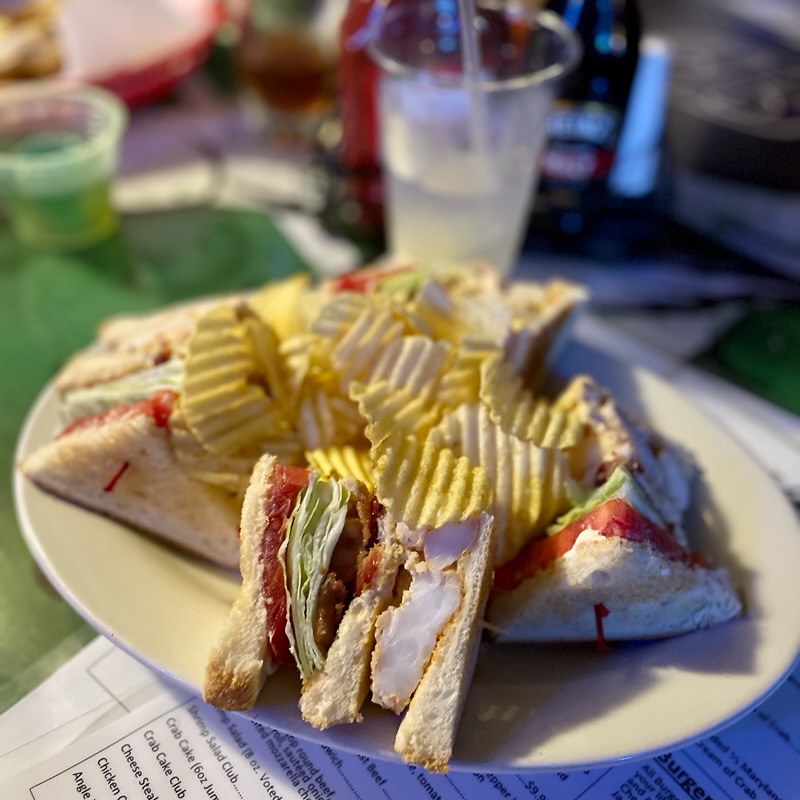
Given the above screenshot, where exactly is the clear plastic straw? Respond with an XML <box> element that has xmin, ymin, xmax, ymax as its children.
<box><xmin>456</xmin><ymin>0</ymin><xmax>491</xmax><ymax>164</ymax></box>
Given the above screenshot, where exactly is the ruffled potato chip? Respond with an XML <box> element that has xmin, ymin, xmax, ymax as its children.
<box><xmin>430</xmin><ymin>403</ymin><xmax>572</xmax><ymax>563</ymax></box>
<box><xmin>501</xmin><ymin>279</ymin><xmax>588</xmax><ymax>389</ymax></box>
<box><xmin>368</xmin><ymin>336</ymin><xmax>451</xmax><ymax>400</ymax></box>
<box><xmin>434</xmin><ymin>342</ymin><xmax>497</xmax><ymax>411</ymax></box>
<box><xmin>311</xmin><ymin>292</ymin><xmax>371</xmax><ymax>340</ymax></box>
<box><xmin>182</xmin><ymin>304</ymin><xmax>290</xmax><ymax>455</ymax></box>
<box><xmin>480</xmin><ymin>353</ymin><xmax>584</xmax><ymax>450</ymax></box>
<box><xmin>305</xmin><ymin>445</ymin><xmax>375</xmax><ymax>491</ymax></box>
<box><xmin>170</xmin><ymin>402</ymin><xmax>265</xmax><ymax>498</ymax></box>
<box><xmin>375</xmin><ymin>432</ymin><xmax>490</xmax><ymax>531</ymax></box>
<box><xmin>353</xmin><ymin>380</ymin><xmax>442</xmax><ymax>453</ymax></box>
<box><xmin>242</xmin><ymin>313</ymin><xmax>294</xmax><ymax>414</ymax></box>
<box><xmin>279</xmin><ymin>333</ymin><xmax>317</xmax><ymax>396</ymax></box>
<box><xmin>480</xmin><ymin>354</ymin><xmax>549</xmax><ymax>442</ymax></box>
<box><xmin>539</xmin><ymin>406</ymin><xmax>583</xmax><ymax>450</ymax></box>
<box><xmin>247</xmin><ymin>273</ymin><xmax>315</xmax><ymax>340</ymax></box>
<box><xmin>331</xmin><ymin>305</ymin><xmax>406</xmax><ymax>390</ymax></box>
<box><xmin>404</xmin><ymin>279</ymin><xmax>460</xmax><ymax>342</ymax></box>
<box><xmin>297</xmin><ymin>384</ymin><xmax>364</xmax><ymax>451</ymax></box>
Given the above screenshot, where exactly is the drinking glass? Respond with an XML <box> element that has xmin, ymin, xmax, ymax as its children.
<box><xmin>369</xmin><ymin>1</ymin><xmax>580</xmax><ymax>277</ymax></box>
<box><xmin>234</xmin><ymin>0</ymin><xmax>339</xmax><ymax>143</ymax></box>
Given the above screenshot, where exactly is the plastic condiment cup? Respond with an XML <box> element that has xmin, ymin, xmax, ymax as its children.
<box><xmin>0</xmin><ymin>82</ymin><xmax>128</xmax><ymax>251</ymax></box>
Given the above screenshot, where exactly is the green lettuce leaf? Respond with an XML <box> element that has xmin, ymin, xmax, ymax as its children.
<box><xmin>376</xmin><ymin>265</ymin><xmax>467</xmax><ymax>300</ymax></box>
<box><xmin>60</xmin><ymin>359</ymin><xmax>184</xmax><ymax>423</ymax></box>
<box><xmin>548</xmin><ymin>465</ymin><xmax>664</xmax><ymax>534</ymax></box>
<box><xmin>282</xmin><ymin>475</ymin><xmax>350</xmax><ymax>679</ymax></box>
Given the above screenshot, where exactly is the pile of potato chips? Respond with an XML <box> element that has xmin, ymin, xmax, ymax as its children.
<box><xmin>172</xmin><ymin>263</ymin><xmax>604</xmax><ymax>564</ymax></box>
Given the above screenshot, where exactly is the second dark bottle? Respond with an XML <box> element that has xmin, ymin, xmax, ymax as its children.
<box><xmin>533</xmin><ymin>0</ymin><xmax>641</xmax><ymax>237</ymax></box>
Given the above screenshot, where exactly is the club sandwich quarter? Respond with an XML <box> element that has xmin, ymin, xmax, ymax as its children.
<box><xmin>203</xmin><ymin>453</ymin><xmax>496</xmax><ymax>773</ymax></box>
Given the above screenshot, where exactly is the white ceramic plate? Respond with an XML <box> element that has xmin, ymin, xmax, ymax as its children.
<box><xmin>13</xmin><ymin>340</ymin><xmax>800</xmax><ymax>773</ymax></box>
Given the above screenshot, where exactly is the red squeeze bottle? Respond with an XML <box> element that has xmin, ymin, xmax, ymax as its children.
<box><xmin>339</xmin><ymin>0</ymin><xmax>381</xmax><ymax>177</ymax></box>
<box><xmin>333</xmin><ymin>0</ymin><xmax>386</xmax><ymax>238</ymax></box>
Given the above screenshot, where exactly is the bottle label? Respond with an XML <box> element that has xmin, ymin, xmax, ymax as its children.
<box><xmin>540</xmin><ymin>102</ymin><xmax>621</xmax><ymax>185</ymax></box>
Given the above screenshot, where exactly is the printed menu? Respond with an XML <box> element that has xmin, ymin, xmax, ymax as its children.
<box><xmin>1</xmin><ymin>639</ymin><xmax>798</xmax><ymax>800</ymax></box>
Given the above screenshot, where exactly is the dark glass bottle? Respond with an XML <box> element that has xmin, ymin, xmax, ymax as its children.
<box><xmin>531</xmin><ymin>0</ymin><xmax>641</xmax><ymax>238</ymax></box>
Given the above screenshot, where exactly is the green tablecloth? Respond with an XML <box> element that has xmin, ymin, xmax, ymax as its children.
<box><xmin>0</xmin><ymin>207</ymin><xmax>310</xmax><ymax>712</ymax></box>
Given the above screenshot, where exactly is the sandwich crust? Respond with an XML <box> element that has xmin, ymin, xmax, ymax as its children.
<box><xmin>20</xmin><ymin>402</ymin><xmax>241</xmax><ymax>568</ymax></box>
<box><xmin>487</xmin><ymin>532</ymin><xmax>742</xmax><ymax>642</ymax></box>
<box><xmin>394</xmin><ymin>512</ymin><xmax>496</xmax><ymax>773</ymax></box>
<box><xmin>203</xmin><ymin>455</ymin><xmax>279</xmax><ymax>709</ymax></box>
<box><xmin>299</xmin><ymin>525</ymin><xmax>405</xmax><ymax>729</ymax></box>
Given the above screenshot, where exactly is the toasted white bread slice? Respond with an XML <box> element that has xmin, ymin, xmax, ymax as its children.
<box><xmin>19</xmin><ymin>395</ymin><xmax>241</xmax><ymax>569</ymax></box>
<box><xmin>554</xmin><ymin>375</ymin><xmax>697</xmax><ymax>546</ymax></box>
<box><xmin>53</xmin><ymin>295</ymin><xmax>240</xmax><ymax>394</ymax></box>
<box><xmin>299</xmin><ymin>522</ymin><xmax>405</xmax><ymax>729</ymax></box>
<box><xmin>394</xmin><ymin>512</ymin><xmax>495</xmax><ymax>773</ymax></box>
<box><xmin>487</xmin><ymin>531</ymin><xmax>742</xmax><ymax>642</ymax></box>
<box><xmin>204</xmin><ymin>455</ymin><xmax>279</xmax><ymax>710</ymax></box>
<box><xmin>205</xmin><ymin>455</ymin><xmax>399</xmax><ymax>723</ymax></box>
<box><xmin>503</xmin><ymin>279</ymin><xmax>589</xmax><ymax>390</ymax></box>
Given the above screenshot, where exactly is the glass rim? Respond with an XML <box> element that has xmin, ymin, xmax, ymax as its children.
<box><xmin>367</xmin><ymin>5</ymin><xmax>582</xmax><ymax>91</ymax></box>
<box><xmin>0</xmin><ymin>82</ymin><xmax>128</xmax><ymax>171</ymax></box>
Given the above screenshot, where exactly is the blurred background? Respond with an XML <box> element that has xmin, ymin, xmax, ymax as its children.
<box><xmin>640</xmin><ymin>0</ymin><xmax>800</xmax><ymax>275</ymax></box>
<box><xmin>2</xmin><ymin>0</ymin><xmax>797</xmax><ymax>261</ymax></box>
<box><xmin>0</xmin><ymin>0</ymin><xmax>798</xmax><ymax>407</ymax></box>
<box><xmin>0</xmin><ymin>0</ymin><xmax>798</xmax><ymax>434</ymax></box>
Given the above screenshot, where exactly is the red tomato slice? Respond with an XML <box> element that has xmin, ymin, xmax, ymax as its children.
<box><xmin>494</xmin><ymin>498</ymin><xmax>692</xmax><ymax>593</ymax></box>
<box><xmin>59</xmin><ymin>389</ymin><xmax>177</xmax><ymax>438</ymax></box>
<box><xmin>329</xmin><ymin>266</ymin><xmax>410</xmax><ymax>294</ymax></box>
<box><xmin>260</xmin><ymin>464</ymin><xmax>309</xmax><ymax>666</ymax></box>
